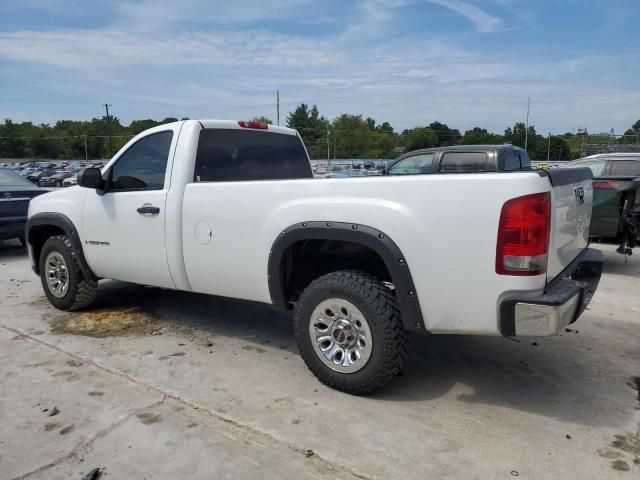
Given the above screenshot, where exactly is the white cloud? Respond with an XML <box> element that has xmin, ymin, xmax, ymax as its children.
<box><xmin>426</xmin><ymin>0</ymin><xmax>501</xmax><ymax>32</ymax></box>
<box><xmin>0</xmin><ymin>29</ymin><xmax>342</xmax><ymax>68</ymax></box>
<box><xmin>113</xmin><ymin>0</ymin><xmax>316</xmax><ymax>30</ymax></box>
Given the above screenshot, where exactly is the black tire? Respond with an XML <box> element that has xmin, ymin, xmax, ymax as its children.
<box><xmin>293</xmin><ymin>270</ymin><xmax>409</xmax><ymax>395</ymax></box>
<box><xmin>39</xmin><ymin>235</ymin><xmax>97</xmax><ymax>311</ymax></box>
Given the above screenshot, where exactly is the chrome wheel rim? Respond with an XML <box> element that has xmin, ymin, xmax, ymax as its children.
<box><xmin>309</xmin><ymin>298</ymin><xmax>373</xmax><ymax>373</ymax></box>
<box><xmin>45</xmin><ymin>252</ymin><xmax>69</xmax><ymax>298</ymax></box>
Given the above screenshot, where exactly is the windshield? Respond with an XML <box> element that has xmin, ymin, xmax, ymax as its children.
<box><xmin>0</xmin><ymin>168</ymin><xmax>34</xmax><ymax>187</ymax></box>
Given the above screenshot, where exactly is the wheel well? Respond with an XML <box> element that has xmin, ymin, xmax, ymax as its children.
<box><xmin>28</xmin><ymin>224</ymin><xmax>65</xmax><ymax>273</ymax></box>
<box><xmin>279</xmin><ymin>239</ymin><xmax>392</xmax><ymax>305</ymax></box>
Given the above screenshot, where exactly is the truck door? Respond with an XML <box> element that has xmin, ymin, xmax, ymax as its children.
<box><xmin>82</xmin><ymin>130</ymin><xmax>176</xmax><ymax>288</ymax></box>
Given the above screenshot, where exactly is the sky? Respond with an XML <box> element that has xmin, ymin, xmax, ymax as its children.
<box><xmin>0</xmin><ymin>0</ymin><xmax>639</xmax><ymax>134</ymax></box>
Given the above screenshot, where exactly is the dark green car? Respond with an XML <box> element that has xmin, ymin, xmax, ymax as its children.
<box><xmin>562</xmin><ymin>154</ymin><xmax>640</xmax><ymax>255</ymax></box>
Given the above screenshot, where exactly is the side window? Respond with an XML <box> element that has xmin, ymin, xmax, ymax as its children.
<box><xmin>504</xmin><ymin>152</ymin><xmax>522</xmax><ymax>171</ymax></box>
<box><xmin>387</xmin><ymin>153</ymin><xmax>434</xmax><ymax>175</ymax></box>
<box><xmin>109</xmin><ymin>131</ymin><xmax>173</xmax><ymax>190</ymax></box>
<box><xmin>573</xmin><ymin>160</ymin><xmax>606</xmax><ymax>177</ymax></box>
<box><xmin>609</xmin><ymin>160</ymin><xmax>640</xmax><ymax>176</ymax></box>
<box><xmin>193</xmin><ymin>128</ymin><xmax>311</xmax><ymax>182</ymax></box>
<box><xmin>440</xmin><ymin>152</ymin><xmax>489</xmax><ymax>173</ymax></box>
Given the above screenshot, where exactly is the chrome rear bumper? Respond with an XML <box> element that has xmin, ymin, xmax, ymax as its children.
<box><xmin>500</xmin><ymin>248</ymin><xmax>603</xmax><ymax>336</ymax></box>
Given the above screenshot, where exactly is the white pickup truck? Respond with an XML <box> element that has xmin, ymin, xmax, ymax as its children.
<box><xmin>26</xmin><ymin>120</ymin><xmax>603</xmax><ymax>394</ymax></box>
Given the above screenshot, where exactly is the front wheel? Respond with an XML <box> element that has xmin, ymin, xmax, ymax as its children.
<box><xmin>39</xmin><ymin>235</ymin><xmax>98</xmax><ymax>310</ymax></box>
<box><xmin>293</xmin><ymin>270</ymin><xmax>409</xmax><ymax>395</ymax></box>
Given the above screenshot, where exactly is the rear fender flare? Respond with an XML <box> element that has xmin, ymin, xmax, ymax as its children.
<box><xmin>268</xmin><ymin>221</ymin><xmax>426</xmax><ymax>334</ymax></box>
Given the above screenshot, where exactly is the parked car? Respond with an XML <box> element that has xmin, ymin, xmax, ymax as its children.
<box><xmin>61</xmin><ymin>176</ymin><xmax>78</xmax><ymax>188</ymax></box>
<box><xmin>39</xmin><ymin>172</ymin><xmax>74</xmax><ymax>187</ymax></box>
<box><xmin>26</xmin><ymin>170</ymin><xmax>54</xmax><ymax>184</ymax></box>
<box><xmin>562</xmin><ymin>153</ymin><xmax>640</xmax><ymax>255</ymax></box>
<box><xmin>26</xmin><ymin>120</ymin><xmax>602</xmax><ymax>394</ymax></box>
<box><xmin>0</xmin><ymin>168</ymin><xmax>47</xmax><ymax>245</ymax></box>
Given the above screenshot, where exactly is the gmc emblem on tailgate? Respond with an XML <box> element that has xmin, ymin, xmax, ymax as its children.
<box><xmin>574</xmin><ymin>186</ymin><xmax>585</xmax><ymax>206</ymax></box>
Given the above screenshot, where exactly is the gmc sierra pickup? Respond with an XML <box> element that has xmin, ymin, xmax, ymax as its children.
<box><xmin>26</xmin><ymin>120</ymin><xmax>603</xmax><ymax>394</ymax></box>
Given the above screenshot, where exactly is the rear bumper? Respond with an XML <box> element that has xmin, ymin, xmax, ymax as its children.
<box><xmin>499</xmin><ymin>248</ymin><xmax>603</xmax><ymax>336</ymax></box>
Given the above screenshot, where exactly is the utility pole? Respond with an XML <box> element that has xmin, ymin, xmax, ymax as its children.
<box><xmin>276</xmin><ymin>90</ymin><xmax>280</xmax><ymax>126</ymax></box>
<box><xmin>524</xmin><ymin>97</ymin><xmax>530</xmax><ymax>151</ymax></box>
<box><xmin>326</xmin><ymin>125</ymin><xmax>330</xmax><ymax>161</ymax></box>
<box><xmin>103</xmin><ymin>103</ymin><xmax>113</xmax><ymax>158</ymax></box>
<box><xmin>547</xmin><ymin>132</ymin><xmax>551</xmax><ymax>161</ymax></box>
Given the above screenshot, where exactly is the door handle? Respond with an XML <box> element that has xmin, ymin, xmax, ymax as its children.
<box><xmin>137</xmin><ymin>205</ymin><xmax>160</xmax><ymax>215</ymax></box>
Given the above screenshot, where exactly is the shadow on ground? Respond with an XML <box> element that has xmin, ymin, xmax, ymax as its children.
<box><xmin>74</xmin><ymin>279</ymin><xmax>640</xmax><ymax>430</ymax></box>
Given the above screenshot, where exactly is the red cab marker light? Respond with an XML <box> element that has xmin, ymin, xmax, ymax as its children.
<box><xmin>237</xmin><ymin>121</ymin><xmax>268</xmax><ymax>129</ymax></box>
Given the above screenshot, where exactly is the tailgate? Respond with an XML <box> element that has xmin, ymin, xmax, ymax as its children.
<box><xmin>545</xmin><ymin>168</ymin><xmax>593</xmax><ymax>280</ymax></box>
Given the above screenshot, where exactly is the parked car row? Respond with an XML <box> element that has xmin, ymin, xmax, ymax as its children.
<box><xmin>0</xmin><ymin>161</ymin><xmax>105</xmax><ymax>188</ymax></box>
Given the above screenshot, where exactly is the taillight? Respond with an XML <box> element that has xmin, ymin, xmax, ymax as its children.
<box><xmin>592</xmin><ymin>181</ymin><xmax>617</xmax><ymax>190</ymax></box>
<box><xmin>237</xmin><ymin>120</ymin><xmax>268</xmax><ymax>129</ymax></box>
<box><xmin>496</xmin><ymin>192</ymin><xmax>551</xmax><ymax>276</ymax></box>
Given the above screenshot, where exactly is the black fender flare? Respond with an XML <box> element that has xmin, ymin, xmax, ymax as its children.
<box><xmin>268</xmin><ymin>221</ymin><xmax>426</xmax><ymax>334</ymax></box>
<box><xmin>26</xmin><ymin>212</ymin><xmax>98</xmax><ymax>281</ymax></box>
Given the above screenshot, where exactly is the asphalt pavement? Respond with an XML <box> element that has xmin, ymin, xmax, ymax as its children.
<box><xmin>0</xmin><ymin>240</ymin><xmax>638</xmax><ymax>479</ymax></box>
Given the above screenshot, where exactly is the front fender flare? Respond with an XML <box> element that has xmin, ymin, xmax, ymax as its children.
<box><xmin>268</xmin><ymin>221</ymin><xmax>426</xmax><ymax>334</ymax></box>
<box><xmin>26</xmin><ymin>212</ymin><xmax>97</xmax><ymax>281</ymax></box>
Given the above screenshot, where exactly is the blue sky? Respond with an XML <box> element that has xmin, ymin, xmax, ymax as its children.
<box><xmin>1</xmin><ymin>0</ymin><xmax>639</xmax><ymax>134</ymax></box>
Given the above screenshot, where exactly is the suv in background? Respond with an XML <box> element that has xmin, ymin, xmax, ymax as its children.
<box><xmin>385</xmin><ymin>145</ymin><xmax>531</xmax><ymax>175</ymax></box>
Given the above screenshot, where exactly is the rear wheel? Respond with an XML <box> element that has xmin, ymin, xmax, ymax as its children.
<box><xmin>39</xmin><ymin>235</ymin><xmax>97</xmax><ymax>310</ymax></box>
<box><xmin>293</xmin><ymin>270</ymin><xmax>409</xmax><ymax>395</ymax></box>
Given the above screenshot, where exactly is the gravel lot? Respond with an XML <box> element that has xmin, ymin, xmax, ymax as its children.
<box><xmin>0</xmin><ymin>240</ymin><xmax>639</xmax><ymax>479</ymax></box>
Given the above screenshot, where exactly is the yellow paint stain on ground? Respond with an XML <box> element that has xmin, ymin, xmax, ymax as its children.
<box><xmin>51</xmin><ymin>307</ymin><xmax>155</xmax><ymax>337</ymax></box>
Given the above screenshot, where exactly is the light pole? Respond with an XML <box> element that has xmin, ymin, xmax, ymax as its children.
<box><xmin>524</xmin><ymin>97</ymin><xmax>530</xmax><ymax>151</ymax></box>
<box><xmin>326</xmin><ymin>125</ymin><xmax>330</xmax><ymax>162</ymax></box>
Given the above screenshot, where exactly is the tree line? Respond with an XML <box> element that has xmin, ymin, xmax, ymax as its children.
<box><xmin>1</xmin><ymin>107</ymin><xmax>639</xmax><ymax>161</ymax></box>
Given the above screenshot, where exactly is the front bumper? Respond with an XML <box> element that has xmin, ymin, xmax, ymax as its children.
<box><xmin>499</xmin><ymin>248</ymin><xmax>603</xmax><ymax>336</ymax></box>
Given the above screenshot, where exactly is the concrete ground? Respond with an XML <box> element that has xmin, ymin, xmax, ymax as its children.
<box><xmin>0</xmin><ymin>240</ymin><xmax>638</xmax><ymax>480</ymax></box>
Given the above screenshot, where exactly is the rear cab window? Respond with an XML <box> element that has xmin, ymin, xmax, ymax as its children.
<box><xmin>194</xmin><ymin>129</ymin><xmax>312</xmax><ymax>182</ymax></box>
<box><xmin>609</xmin><ymin>160</ymin><xmax>640</xmax><ymax>176</ymax></box>
<box><xmin>504</xmin><ymin>150</ymin><xmax>531</xmax><ymax>171</ymax></box>
<box><xmin>439</xmin><ymin>151</ymin><xmax>491</xmax><ymax>173</ymax></box>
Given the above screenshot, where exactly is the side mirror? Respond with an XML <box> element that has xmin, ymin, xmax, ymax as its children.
<box><xmin>77</xmin><ymin>168</ymin><xmax>103</xmax><ymax>189</ymax></box>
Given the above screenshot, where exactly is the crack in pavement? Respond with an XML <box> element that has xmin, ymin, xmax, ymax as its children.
<box><xmin>1</xmin><ymin>322</ymin><xmax>370</xmax><ymax>480</ymax></box>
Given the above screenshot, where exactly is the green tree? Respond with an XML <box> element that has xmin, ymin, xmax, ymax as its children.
<box><xmin>461</xmin><ymin>127</ymin><xmax>503</xmax><ymax>145</ymax></box>
<box><xmin>428</xmin><ymin>121</ymin><xmax>461</xmax><ymax>146</ymax></box>
<box><xmin>330</xmin><ymin>114</ymin><xmax>372</xmax><ymax>158</ymax></box>
<box><xmin>250</xmin><ymin>116</ymin><xmax>273</xmax><ymax>125</ymax></box>
<box><xmin>402</xmin><ymin>127</ymin><xmax>439</xmax><ymax>152</ymax></box>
